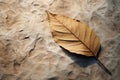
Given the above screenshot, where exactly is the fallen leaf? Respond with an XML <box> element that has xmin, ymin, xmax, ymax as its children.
<box><xmin>47</xmin><ymin>12</ymin><xmax>112</xmax><ymax>75</ymax></box>
<box><xmin>47</xmin><ymin>12</ymin><xmax>100</xmax><ymax>56</ymax></box>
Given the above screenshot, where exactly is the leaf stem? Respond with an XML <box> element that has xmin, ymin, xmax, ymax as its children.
<box><xmin>95</xmin><ymin>57</ymin><xmax>112</xmax><ymax>76</ymax></box>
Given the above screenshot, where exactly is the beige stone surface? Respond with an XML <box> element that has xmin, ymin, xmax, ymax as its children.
<box><xmin>0</xmin><ymin>0</ymin><xmax>119</xmax><ymax>80</ymax></box>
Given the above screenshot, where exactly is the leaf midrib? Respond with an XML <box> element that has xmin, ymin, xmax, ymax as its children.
<box><xmin>54</xmin><ymin>16</ymin><xmax>96</xmax><ymax>56</ymax></box>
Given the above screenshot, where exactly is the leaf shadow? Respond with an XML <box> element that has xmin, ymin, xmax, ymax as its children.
<box><xmin>60</xmin><ymin>46</ymin><xmax>101</xmax><ymax>67</ymax></box>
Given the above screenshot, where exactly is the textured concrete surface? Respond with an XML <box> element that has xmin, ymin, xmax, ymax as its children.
<box><xmin>0</xmin><ymin>0</ymin><xmax>119</xmax><ymax>80</ymax></box>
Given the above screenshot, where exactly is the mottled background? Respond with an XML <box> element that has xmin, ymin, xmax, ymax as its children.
<box><xmin>0</xmin><ymin>0</ymin><xmax>119</xmax><ymax>80</ymax></box>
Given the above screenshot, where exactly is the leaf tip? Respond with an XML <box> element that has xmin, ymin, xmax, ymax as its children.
<box><xmin>46</xmin><ymin>11</ymin><xmax>56</xmax><ymax>18</ymax></box>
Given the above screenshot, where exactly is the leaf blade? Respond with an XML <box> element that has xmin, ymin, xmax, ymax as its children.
<box><xmin>47</xmin><ymin>12</ymin><xmax>100</xmax><ymax>56</ymax></box>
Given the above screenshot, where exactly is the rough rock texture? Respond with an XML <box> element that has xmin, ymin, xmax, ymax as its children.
<box><xmin>0</xmin><ymin>0</ymin><xmax>120</xmax><ymax>80</ymax></box>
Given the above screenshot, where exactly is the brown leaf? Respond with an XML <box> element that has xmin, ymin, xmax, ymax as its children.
<box><xmin>47</xmin><ymin>12</ymin><xmax>112</xmax><ymax>76</ymax></box>
<box><xmin>47</xmin><ymin>12</ymin><xmax>100</xmax><ymax>56</ymax></box>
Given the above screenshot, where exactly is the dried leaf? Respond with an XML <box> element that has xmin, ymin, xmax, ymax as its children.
<box><xmin>47</xmin><ymin>12</ymin><xmax>112</xmax><ymax>75</ymax></box>
<box><xmin>47</xmin><ymin>12</ymin><xmax>100</xmax><ymax>56</ymax></box>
